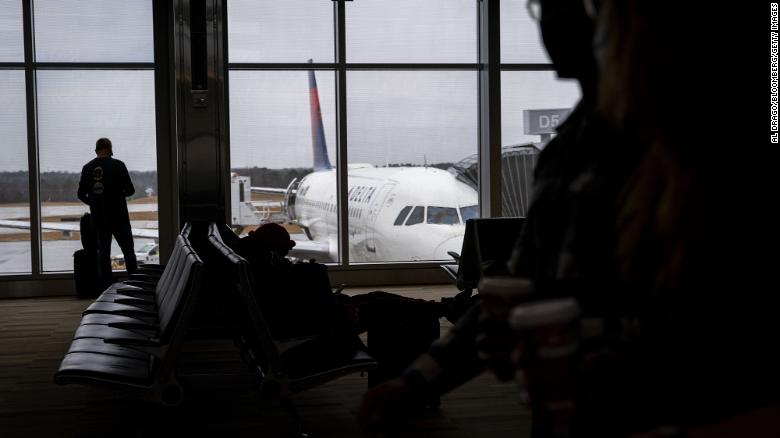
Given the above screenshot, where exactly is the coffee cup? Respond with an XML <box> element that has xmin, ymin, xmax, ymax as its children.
<box><xmin>510</xmin><ymin>298</ymin><xmax>580</xmax><ymax>436</ymax></box>
<box><xmin>476</xmin><ymin>276</ymin><xmax>535</xmax><ymax>380</ymax></box>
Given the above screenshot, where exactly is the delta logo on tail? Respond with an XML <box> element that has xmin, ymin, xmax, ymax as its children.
<box><xmin>308</xmin><ymin>59</ymin><xmax>332</xmax><ymax>172</ymax></box>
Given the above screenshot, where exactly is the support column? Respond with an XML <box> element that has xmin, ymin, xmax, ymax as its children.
<box><xmin>478</xmin><ymin>0</ymin><xmax>502</xmax><ymax>218</ymax></box>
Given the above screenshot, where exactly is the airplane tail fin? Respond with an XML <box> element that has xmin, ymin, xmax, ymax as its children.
<box><xmin>308</xmin><ymin>59</ymin><xmax>332</xmax><ymax>171</ymax></box>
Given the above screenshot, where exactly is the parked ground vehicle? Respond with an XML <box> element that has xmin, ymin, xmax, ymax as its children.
<box><xmin>111</xmin><ymin>242</ymin><xmax>159</xmax><ymax>270</ymax></box>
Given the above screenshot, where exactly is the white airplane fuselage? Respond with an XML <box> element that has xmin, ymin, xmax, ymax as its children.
<box><xmin>292</xmin><ymin>165</ymin><xmax>478</xmax><ymax>262</ymax></box>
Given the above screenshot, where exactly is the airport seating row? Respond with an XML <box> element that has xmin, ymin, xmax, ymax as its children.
<box><xmin>54</xmin><ymin>223</ymin><xmax>203</xmax><ymax>405</ymax></box>
<box><xmin>54</xmin><ymin>221</ymin><xmax>376</xmax><ymax>427</ymax></box>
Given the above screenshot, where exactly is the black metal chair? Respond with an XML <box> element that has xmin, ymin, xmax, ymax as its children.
<box><xmin>441</xmin><ymin>217</ymin><xmax>527</xmax><ymax>296</ymax></box>
<box><xmin>54</xmin><ymin>223</ymin><xmax>204</xmax><ymax>406</ymax></box>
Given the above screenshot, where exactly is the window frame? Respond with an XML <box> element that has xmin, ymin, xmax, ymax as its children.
<box><xmin>1</xmin><ymin>0</ymin><xmax>565</xmax><ymax>293</ymax></box>
<box><xmin>0</xmin><ymin>0</ymin><xmax>171</xmax><ymax>295</ymax></box>
<box><xmin>225</xmin><ymin>0</ymin><xmax>541</xmax><ymax>271</ymax></box>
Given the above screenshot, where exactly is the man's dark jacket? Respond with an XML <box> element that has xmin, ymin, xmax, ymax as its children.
<box><xmin>77</xmin><ymin>157</ymin><xmax>134</xmax><ymax>226</ymax></box>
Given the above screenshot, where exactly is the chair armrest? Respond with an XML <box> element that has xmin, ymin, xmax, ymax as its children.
<box><xmin>129</xmin><ymin>273</ymin><xmax>160</xmax><ymax>282</ymax></box>
<box><xmin>134</xmin><ymin>270</ymin><xmax>162</xmax><ymax>278</ymax></box>
<box><xmin>115</xmin><ymin>287</ymin><xmax>155</xmax><ymax>297</ymax></box>
<box><xmin>103</xmin><ymin>336</ymin><xmax>161</xmax><ymax>347</ymax></box>
<box><xmin>102</xmin><ymin>338</ymin><xmax>164</xmax><ymax>357</ymax></box>
<box><xmin>83</xmin><ymin>304</ymin><xmax>157</xmax><ymax>318</ymax></box>
<box><xmin>107</xmin><ymin>320</ymin><xmax>160</xmax><ymax>332</ymax></box>
<box><xmin>114</xmin><ymin>296</ymin><xmax>155</xmax><ymax>307</ymax></box>
<box><xmin>122</xmin><ymin>279</ymin><xmax>157</xmax><ymax>288</ymax></box>
<box><xmin>441</xmin><ymin>264</ymin><xmax>459</xmax><ymax>283</ymax></box>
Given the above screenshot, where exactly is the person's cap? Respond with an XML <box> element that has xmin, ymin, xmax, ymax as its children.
<box><xmin>247</xmin><ymin>223</ymin><xmax>296</xmax><ymax>251</ymax></box>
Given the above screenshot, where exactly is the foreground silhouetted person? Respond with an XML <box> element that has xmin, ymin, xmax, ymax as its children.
<box><xmin>359</xmin><ymin>0</ymin><xmax>642</xmax><ymax>435</ymax></box>
<box><xmin>590</xmin><ymin>0</ymin><xmax>780</xmax><ymax>435</ymax></box>
<box><xmin>77</xmin><ymin>138</ymin><xmax>137</xmax><ymax>287</ymax></box>
<box><xmin>362</xmin><ymin>0</ymin><xmax>779</xmax><ymax>436</ymax></box>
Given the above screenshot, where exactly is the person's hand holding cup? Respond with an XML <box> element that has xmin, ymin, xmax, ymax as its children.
<box><xmin>475</xmin><ymin>276</ymin><xmax>535</xmax><ymax>381</ymax></box>
<box><xmin>510</xmin><ymin>298</ymin><xmax>581</xmax><ymax>437</ymax></box>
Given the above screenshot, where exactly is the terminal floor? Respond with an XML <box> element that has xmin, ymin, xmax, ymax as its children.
<box><xmin>0</xmin><ymin>285</ymin><xmax>531</xmax><ymax>438</ymax></box>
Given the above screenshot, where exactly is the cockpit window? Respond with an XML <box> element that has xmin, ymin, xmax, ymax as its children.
<box><xmin>427</xmin><ymin>206</ymin><xmax>459</xmax><ymax>225</ymax></box>
<box><xmin>405</xmin><ymin>206</ymin><xmax>425</xmax><ymax>226</ymax></box>
<box><xmin>460</xmin><ymin>205</ymin><xmax>479</xmax><ymax>222</ymax></box>
<box><xmin>394</xmin><ymin>206</ymin><xmax>413</xmax><ymax>226</ymax></box>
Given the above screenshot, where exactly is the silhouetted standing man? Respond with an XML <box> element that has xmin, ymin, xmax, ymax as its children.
<box><xmin>77</xmin><ymin>138</ymin><xmax>137</xmax><ymax>287</ymax></box>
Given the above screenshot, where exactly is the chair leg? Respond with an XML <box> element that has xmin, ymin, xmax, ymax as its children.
<box><xmin>280</xmin><ymin>398</ymin><xmax>309</xmax><ymax>438</ymax></box>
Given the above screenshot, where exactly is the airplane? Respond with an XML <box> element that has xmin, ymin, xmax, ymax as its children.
<box><xmin>249</xmin><ymin>63</ymin><xmax>479</xmax><ymax>262</ymax></box>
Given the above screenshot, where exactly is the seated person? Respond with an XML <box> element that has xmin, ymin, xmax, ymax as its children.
<box><xmin>236</xmin><ymin>223</ymin><xmax>458</xmax><ymax>387</ymax></box>
<box><xmin>236</xmin><ymin>223</ymin><xmax>341</xmax><ymax>339</ymax></box>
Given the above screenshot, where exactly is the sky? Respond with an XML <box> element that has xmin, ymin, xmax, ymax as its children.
<box><xmin>0</xmin><ymin>0</ymin><xmax>580</xmax><ymax>173</ymax></box>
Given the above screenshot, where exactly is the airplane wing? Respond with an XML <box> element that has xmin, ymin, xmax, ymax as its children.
<box><xmin>288</xmin><ymin>238</ymin><xmax>333</xmax><ymax>262</ymax></box>
<box><xmin>0</xmin><ymin>219</ymin><xmax>158</xmax><ymax>240</ymax></box>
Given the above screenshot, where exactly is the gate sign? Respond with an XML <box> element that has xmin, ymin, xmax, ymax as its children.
<box><xmin>523</xmin><ymin>108</ymin><xmax>571</xmax><ymax>135</ymax></box>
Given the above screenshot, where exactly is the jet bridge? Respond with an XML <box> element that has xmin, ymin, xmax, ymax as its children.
<box><xmin>448</xmin><ymin>143</ymin><xmax>540</xmax><ymax>217</ymax></box>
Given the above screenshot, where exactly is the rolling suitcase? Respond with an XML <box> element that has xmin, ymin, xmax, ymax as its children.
<box><xmin>74</xmin><ymin>213</ymin><xmax>100</xmax><ymax>298</ymax></box>
<box><xmin>73</xmin><ymin>249</ymin><xmax>100</xmax><ymax>298</ymax></box>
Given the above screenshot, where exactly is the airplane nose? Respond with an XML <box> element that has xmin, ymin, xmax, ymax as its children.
<box><xmin>433</xmin><ymin>236</ymin><xmax>464</xmax><ymax>261</ymax></box>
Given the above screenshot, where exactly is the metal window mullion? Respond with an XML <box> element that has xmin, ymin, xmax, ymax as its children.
<box><xmin>227</xmin><ymin>62</ymin><xmax>338</xmax><ymax>70</ymax></box>
<box><xmin>227</xmin><ymin>63</ymin><xmax>478</xmax><ymax>71</ymax></box>
<box><xmin>335</xmin><ymin>0</ymin><xmax>349</xmax><ymax>267</ymax></box>
<box><xmin>343</xmin><ymin>63</ymin><xmax>478</xmax><ymax>70</ymax></box>
<box><xmin>152</xmin><ymin>0</ymin><xmax>178</xmax><ymax>263</ymax></box>
<box><xmin>220</xmin><ymin>0</ymin><xmax>232</xmax><ymax>230</ymax></box>
<box><xmin>22</xmin><ymin>0</ymin><xmax>42</xmax><ymax>276</ymax></box>
<box><xmin>478</xmin><ymin>0</ymin><xmax>501</xmax><ymax>218</ymax></box>
<box><xmin>498</xmin><ymin>63</ymin><xmax>554</xmax><ymax>71</ymax></box>
<box><xmin>31</xmin><ymin>62</ymin><xmax>155</xmax><ymax>70</ymax></box>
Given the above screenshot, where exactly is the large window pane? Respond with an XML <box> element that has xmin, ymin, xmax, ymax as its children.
<box><xmin>500</xmin><ymin>71</ymin><xmax>580</xmax><ymax>216</ymax></box>
<box><xmin>346</xmin><ymin>0</ymin><xmax>476</xmax><ymax>63</ymax></box>
<box><xmin>36</xmin><ymin>70</ymin><xmax>157</xmax><ymax>272</ymax></box>
<box><xmin>228</xmin><ymin>0</ymin><xmax>334</xmax><ymax>63</ymax></box>
<box><xmin>0</xmin><ymin>0</ymin><xmax>24</xmax><ymax>62</ymax></box>
<box><xmin>0</xmin><ymin>70</ymin><xmax>30</xmax><ymax>274</ymax></box>
<box><xmin>347</xmin><ymin>71</ymin><xmax>478</xmax><ymax>262</ymax></box>
<box><xmin>33</xmin><ymin>0</ymin><xmax>153</xmax><ymax>63</ymax></box>
<box><xmin>502</xmin><ymin>72</ymin><xmax>580</xmax><ymax>146</ymax></box>
<box><xmin>501</xmin><ymin>0</ymin><xmax>551</xmax><ymax>63</ymax></box>
<box><xmin>229</xmin><ymin>70</ymin><xmax>339</xmax><ymax>262</ymax></box>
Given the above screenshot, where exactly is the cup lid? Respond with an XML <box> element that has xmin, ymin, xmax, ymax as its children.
<box><xmin>477</xmin><ymin>276</ymin><xmax>534</xmax><ymax>300</ymax></box>
<box><xmin>509</xmin><ymin>298</ymin><xmax>580</xmax><ymax>329</ymax></box>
